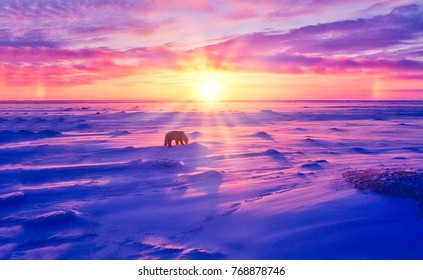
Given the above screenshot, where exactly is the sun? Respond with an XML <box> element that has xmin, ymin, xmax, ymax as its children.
<box><xmin>195</xmin><ymin>77</ymin><xmax>221</xmax><ymax>101</ymax></box>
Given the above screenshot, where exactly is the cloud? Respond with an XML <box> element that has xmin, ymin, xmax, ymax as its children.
<box><xmin>0</xmin><ymin>44</ymin><xmax>189</xmax><ymax>87</ymax></box>
<box><xmin>290</xmin><ymin>4</ymin><xmax>423</xmax><ymax>54</ymax></box>
<box><xmin>1</xmin><ymin>3</ymin><xmax>422</xmax><ymax>88</ymax></box>
<box><xmin>0</xmin><ymin>46</ymin><xmax>125</xmax><ymax>63</ymax></box>
<box><xmin>2</xmin><ymin>43</ymin><xmax>421</xmax><ymax>89</ymax></box>
<box><xmin>0</xmin><ymin>1</ymin><xmax>152</xmax><ymax>18</ymax></box>
<box><xmin>201</xmin><ymin>49</ymin><xmax>423</xmax><ymax>75</ymax></box>
<box><xmin>207</xmin><ymin>4</ymin><xmax>423</xmax><ymax>56</ymax></box>
<box><xmin>0</xmin><ymin>29</ymin><xmax>60</xmax><ymax>48</ymax></box>
<box><xmin>194</xmin><ymin>4</ymin><xmax>423</xmax><ymax>77</ymax></box>
<box><xmin>0</xmin><ymin>0</ymin><xmax>213</xmax><ymax>19</ymax></box>
<box><xmin>0</xmin><ymin>0</ymin><xmax>164</xmax><ymax>49</ymax></box>
<box><xmin>0</xmin><ymin>59</ymin><xmax>141</xmax><ymax>87</ymax></box>
<box><xmin>2</xmin><ymin>0</ymin><xmax>416</xmax><ymax>52</ymax></box>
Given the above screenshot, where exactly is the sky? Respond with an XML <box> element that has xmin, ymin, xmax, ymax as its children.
<box><xmin>0</xmin><ymin>0</ymin><xmax>422</xmax><ymax>100</ymax></box>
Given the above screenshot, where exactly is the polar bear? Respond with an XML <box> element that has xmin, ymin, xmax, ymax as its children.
<box><xmin>164</xmin><ymin>131</ymin><xmax>189</xmax><ymax>147</ymax></box>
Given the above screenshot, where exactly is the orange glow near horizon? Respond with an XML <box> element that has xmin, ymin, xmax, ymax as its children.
<box><xmin>1</xmin><ymin>70</ymin><xmax>422</xmax><ymax>101</ymax></box>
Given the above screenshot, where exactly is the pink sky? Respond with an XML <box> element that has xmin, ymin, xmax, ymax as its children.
<box><xmin>0</xmin><ymin>0</ymin><xmax>422</xmax><ymax>100</ymax></box>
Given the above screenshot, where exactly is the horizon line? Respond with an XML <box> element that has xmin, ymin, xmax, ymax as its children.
<box><xmin>1</xmin><ymin>99</ymin><xmax>423</xmax><ymax>103</ymax></box>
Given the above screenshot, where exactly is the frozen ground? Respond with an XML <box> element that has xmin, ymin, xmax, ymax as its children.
<box><xmin>0</xmin><ymin>100</ymin><xmax>422</xmax><ymax>259</ymax></box>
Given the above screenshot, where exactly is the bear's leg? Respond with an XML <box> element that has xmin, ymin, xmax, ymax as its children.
<box><xmin>164</xmin><ymin>136</ymin><xmax>171</xmax><ymax>147</ymax></box>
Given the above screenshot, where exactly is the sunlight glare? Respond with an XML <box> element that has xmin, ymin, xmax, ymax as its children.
<box><xmin>196</xmin><ymin>77</ymin><xmax>221</xmax><ymax>101</ymax></box>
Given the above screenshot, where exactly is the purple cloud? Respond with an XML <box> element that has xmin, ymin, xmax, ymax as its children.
<box><xmin>0</xmin><ymin>29</ymin><xmax>60</xmax><ymax>48</ymax></box>
<box><xmin>195</xmin><ymin>4</ymin><xmax>423</xmax><ymax>76</ymax></box>
<box><xmin>209</xmin><ymin>4</ymin><xmax>423</xmax><ymax>56</ymax></box>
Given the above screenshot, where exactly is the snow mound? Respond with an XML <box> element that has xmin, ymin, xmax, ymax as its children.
<box><xmin>186</xmin><ymin>142</ymin><xmax>209</xmax><ymax>151</ymax></box>
<box><xmin>0</xmin><ymin>192</ymin><xmax>25</xmax><ymax>204</ymax></box>
<box><xmin>250</xmin><ymin>131</ymin><xmax>274</xmax><ymax>140</ymax></box>
<box><xmin>303</xmin><ymin>137</ymin><xmax>326</xmax><ymax>145</ymax></box>
<box><xmin>24</xmin><ymin>209</ymin><xmax>78</xmax><ymax>225</ymax></box>
<box><xmin>189</xmin><ymin>170</ymin><xmax>222</xmax><ymax>183</ymax></box>
<box><xmin>263</xmin><ymin>149</ymin><xmax>287</xmax><ymax>161</ymax></box>
<box><xmin>263</xmin><ymin>149</ymin><xmax>282</xmax><ymax>155</ymax></box>
<box><xmin>301</xmin><ymin>163</ymin><xmax>323</xmax><ymax>170</ymax></box>
<box><xmin>330</xmin><ymin>127</ymin><xmax>346</xmax><ymax>132</ymax></box>
<box><xmin>344</xmin><ymin>169</ymin><xmax>423</xmax><ymax>207</ymax></box>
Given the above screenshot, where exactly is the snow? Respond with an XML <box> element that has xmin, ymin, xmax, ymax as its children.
<box><xmin>0</xmin><ymin>100</ymin><xmax>423</xmax><ymax>259</ymax></box>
